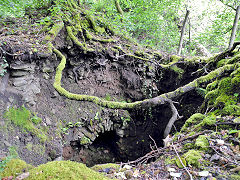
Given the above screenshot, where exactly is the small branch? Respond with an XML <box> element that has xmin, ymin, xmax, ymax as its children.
<box><xmin>216</xmin><ymin>122</ymin><xmax>240</xmax><ymax>126</ymax></box>
<box><xmin>163</xmin><ymin>99</ymin><xmax>182</xmax><ymax>138</ymax></box>
<box><xmin>149</xmin><ymin>135</ymin><xmax>160</xmax><ymax>154</ymax></box>
<box><xmin>218</xmin><ymin>0</ymin><xmax>237</xmax><ymax>10</ymax></box>
<box><xmin>209</xmin><ymin>145</ymin><xmax>240</xmax><ymax>166</ymax></box>
<box><xmin>172</xmin><ymin>143</ymin><xmax>193</xmax><ymax>180</ymax></box>
<box><xmin>178</xmin><ymin>130</ymin><xmax>213</xmax><ymax>142</ymax></box>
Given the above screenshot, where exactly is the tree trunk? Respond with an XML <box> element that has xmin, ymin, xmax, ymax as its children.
<box><xmin>228</xmin><ymin>5</ymin><xmax>240</xmax><ymax>49</ymax></box>
<box><xmin>177</xmin><ymin>10</ymin><xmax>190</xmax><ymax>56</ymax></box>
<box><xmin>114</xmin><ymin>0</ymin><xmax>124</xmax><ymax>16</ymax></box>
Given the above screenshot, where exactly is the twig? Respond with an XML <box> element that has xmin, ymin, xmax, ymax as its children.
<box><xmin>149</xmin><ymin>135</ymin><xmax>160</xmax><ymax>153</ymax></box>
<box><xmin>172</xmin><ymin>143</ymin><xmax>193</xmax><ymax>180</ymax></box>
<box><xmin>209</xmin><ymin>145</ymin><xmax>240</xmax><ymax>166</ymax></box>
<box><xmin>178</xmin><ymin>130</ymin><xmax>213</xmax><ymax>142</ymax></box>
<box><xmin>122</xmin><ymin>147</ymin><xmax>166</xmax><ymax>166</ymax></box>
<box><xmin>216</xmin><ymin>122</ymin><xmax>240</xmax><ymax>126</ymax></box>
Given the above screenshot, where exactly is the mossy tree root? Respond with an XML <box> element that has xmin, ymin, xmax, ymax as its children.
<box><xmin>66</xmin><ymin>26</ymin><xmax>87</xmax><ymax>52</ymax></box>
<box><xmin>44</xmin><ymin>21</ymin><xmax>64</xmax><ymax>43</ymax></box>
<box><xmin>53</xmin><ymin>47</ymin><xmax>239</xmax><ymax>137</ymax></box>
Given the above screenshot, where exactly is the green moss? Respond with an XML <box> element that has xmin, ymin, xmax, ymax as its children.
<box><xmin>183</xmin><ymin>150</ymin><xmax>202</xmax><ymax>168</ymax></box>
<box><xmin>184</xmin><ymin>143</ymin><xmax>194</xmax><ymax>149</ymax></box>
<box><xmin>226</xmin><ymin>53</ymin><xmax>240</xmax><ymax>64</ymax></box>
<box><xmin>230</xmin><ymin>174</ymin><xmax>240</xmax><ymax>180</ymax></box>
<box><xmin>87</xmin><ymin>15</ymin><xmax>105</xmax><ymax>34</ymax></box>
<box><xmin>66</xmin><ymin>26</ymin><xmax>87</xmax><ymax>52</ymax></box>
<box><xmin>91</xmin><ymin>163</ymin><xmax>120</xmax><ymax>172</ymax></box>
<box><xmin>43</xmin><ymin>21</ymin><xmax>64</xmax><ymax>43</ymax></box>
<box><xmin>205</xmin><ymin>89</ymin><xmax>219</xmax><ymax>105</ymax></box>
<box><xmin>28</xmin><ymin>161</ymin><xmax>109</xmax><ymax>180</ymax></box>
<box><xmin>170</xmin><ymin>65</ymin><xmax>184</xmax><ymax>77</ymax></box>
<box><xmin>175</xmin><ymin>157</ymin><xmax>187</xmax><ymax>168</ymax></box>
<box><xmin>181</xmin><ymin>113</ymin><xmax>205</xmax><ymax>132</ymax></box>
<box><xmin>4</xmin><ymin>106</ymin><xmax>47</xmax><ymax>142</ymax></box>
<box><xmin>221</xmin><ymin>105</ymin><xmax>240</xmax><ymax>116</ymax></box>
<box><xmin>170</xmin><ymin>55</ymin><xmax>182</xmax><ymax>62</ymax></box>
<box><xmin>53</xmin><ymin>48</ymin><xmax>142</xmax><ymax>109</ymax></box>
<box><xmin>165</xmin><ymin>157</ymin><xmax>175</xmax><ymax>165</ymax></box>
<box><xmin>217</xmin><ymin>59</ymin><xmax>226</xmax><ymax>67</ymax></box>
<box><xmin>80</xmin><ymin>136</ymin><xmax>91</xmax><ymax>145</ymax></box>
<box><xmin>196</xmin><ymin>114</ymin><xmax>216</xmax><ymax>127</ymax></box>
<box><xmin>204</xmin><ymin>73</ymin><xmax>240</xmax><ymax>116</ymax></box>
<box><xmin>206</xmin><ymin>80</ymin><xmax>218</xmax><ymax>91</ymax></box>
<box><xmin>0</xmin><ymin>159</ymin><xmax>33</xmax><ymax>178</ymax></box>
<box><xmin>195</xmin><ymin>135</ymin><xmax>209</xmax><ymax>150</ymax></box>
<box><xmin>231</xmin><ymin>76</ymin><xmax>240</xmax><ymax>86</ymax></box>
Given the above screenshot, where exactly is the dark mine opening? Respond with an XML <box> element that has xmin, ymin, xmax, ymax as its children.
<box><xmin>91</xmin><ymin>130</ymin><xmax>121</xmax><ymax>162</ymax></box>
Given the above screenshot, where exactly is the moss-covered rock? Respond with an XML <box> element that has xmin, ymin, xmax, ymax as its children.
<box><xmin>181</xmin><ymin>113</ymin><xmax>205</xmax><ymax>132</ymax></box>
<box><xmin>195</xmin><ymin>135</ymin><xmax>209</xmax><ymax>150</ymax></box>
<box><xmin>183</xmin><ymin>150</ymin><xmax>202</xmax><ymax>168</ymax></box>
<box><xmin>0</xmin><ymin>159</ymin><xmax>33</xmax><ymax>178</ymax></box>
<box><xmin>28</xmin><ymin>161</ymin><xmax>110</xmax><ymax>180</ymax></box>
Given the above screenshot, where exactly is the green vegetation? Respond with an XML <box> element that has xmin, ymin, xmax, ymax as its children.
<box><xmin>183</xmin><ymin>150</ymin><xmax>202</xmax><ymax>168</ymax></box>
<box><xmin>29</xmin><ymin>161</ymin><xmax>109</xmax><ymax>180</ymax></box>
<box><xmin>4</xmin><ymin>106</ymin><xmax>47</xmax><ymax>142</ymax></box>
<box><xmin>0</xmin><ymin>159</ymin><xmax>33</xmax><ymax>179</ymax></box>
<box><xmin>1</xmin><ymin>0</ymin><xmax>239</xmax><ymax>55</ymax></box>
<box><xmin>181</xmin><ymin>113</ymin><xmax>205</xmax><ymax>132</ymax></box>
<box><xmin>0</xmin><ymin>159</ymin><xmax>109</xmax><ymax>180</ymax></box>
<box><xmin>91</xmin><ymin>163</ymin><xmax>120</xmax><ymax>171</ymax></box>
<box><xmin>205</xmin><ymin>75</ymin><xmax>240</xmax><ymax>116</ymax></box>
<box><xmin>0</xmin><ymin>0</ymin><xmax>51</xmax><ymax>17</ymax></box>
<box><xmin>0</xmin><ymin>146</ymin><xmax>19</xmax><ymax>179</ymax></box>
<box><xmin>195</xmin><ymin>135</ymin><xmax>209</xmax><ymax>151</ymax></box>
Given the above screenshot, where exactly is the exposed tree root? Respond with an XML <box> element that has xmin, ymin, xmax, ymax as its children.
<box><xmin>44</xmin><ymin>1</ymin><xmax>240</xmax><ymax>138</ymax></box>
<box><xmin>53</xmin><ymin>44</ymin><xmax>240</xmax><ymax>137</ymax></box>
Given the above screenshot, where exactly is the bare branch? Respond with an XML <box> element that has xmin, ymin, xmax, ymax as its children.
<box><xmin>172</xmin><ymin>143</ymin><xmax>193</xmax><ymax>180</ymax></box>
<box><xmin>218</xmin><ymin>0</ymin><xmax>237</xmax><ymax>10</ymax></box>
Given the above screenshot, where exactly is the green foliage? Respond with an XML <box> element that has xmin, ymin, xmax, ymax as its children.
<box><xmin>0</xmin><ymin>0</ymin><xmax>51</xmax><ymax>17</ymax></box>
<box><xmin>85</xmin><ymin>0</ymin><xmax>181</xmax><ymax>53</ymax></box>
<box><xmin>4</xmin><ymin>106</ymin><xmax>47</xmax><ymax>142</ymax></box>
<box><xmin>205</xmin><ymin>75</ymin><xmax>240</xmax><ymax>116</ymax></box>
